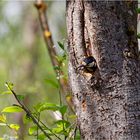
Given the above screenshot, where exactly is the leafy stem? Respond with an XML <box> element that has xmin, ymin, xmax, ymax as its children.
<box><xmin>5</xmin><ymin>82</ymin><xmax>61</xmax><ymax>140</ymax></box>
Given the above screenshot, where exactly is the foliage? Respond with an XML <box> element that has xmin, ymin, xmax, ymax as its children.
<box><xmin>136</xmin><ymin>8</ymin><xmax>140</xmax><ymax>13</ymax></box>
<box><xmin>0</xmin><ymin>42</ymin><xmax>79</xmax><ymax>140</ymax></box>
<box><xmin>0</xmin><ymin>1</ymin><xmax>78</xmax><ymax>139</ymax></box>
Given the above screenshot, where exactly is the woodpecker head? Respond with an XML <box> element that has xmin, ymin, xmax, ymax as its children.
<box><xmin>78</xmin><ymin>56</ymin><xmax>97</xmax><ymax>73</ymax></box>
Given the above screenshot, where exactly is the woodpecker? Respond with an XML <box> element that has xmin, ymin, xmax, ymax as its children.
<box><xmin>78</xmin><ymin>56</ymin><xmax>97</xmax><ymax>73</ymax></box>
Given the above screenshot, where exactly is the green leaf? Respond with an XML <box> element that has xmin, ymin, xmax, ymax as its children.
<box><xmin>5</xmin><ymin>82</ymin><xmax>14</xmax><ymax>90</ymax></box>
<box><xmin>62</xmin><ymin>53</ymin><xmax>67</xmax><ymax>60</ymax></box>
<box><xmin>68</xmin><ymin>115</ymin><xmax>77</xmax><ymax>119</ymax></box>
<box><xmin>17</xmin><ymin>95</ymin><xmax>25</xmax><ymax>101</ymax></box>
<box><xmin>0</xmin><ymin>114</ymin><xmax>6</xmax><ymax>123</ymax></box>
<box><xmin>58</xmin><ymin>41</ymin><xmax>64</xmax><ymax>50</ymax></box>
<box><xmin>10</xmin><ymin>124</ymin><xmax>20</xmax><ymax>131</ymax></box>
<box><xmin>1</xmin><ymin>90</ymin><xmax>12</xmax><ymax>95</ymax></box>
<box><xmin>2</xmin><ymin>106</ymin><xmax>23</xmax><ymax>113</ymax></box>
<box><xmin>0</xmin><ymin>123</ymin><xmax>6</xmax><ymax>126</ymax></box>
<box><xmin>23</xmin><ymin>114</ymin><xmax>32</xmax><ymax>124</ymax></box>
<box><xmin>52</xmin><ymin>127</ymin><xmax>63</xmax><ymax>134</ymax></box>
<box><xmin>54</xmin><ymin>65</ymin><xmax>60</xmax><ymax>70</ymax></box>
<box><xmin>59</xmin><ymin>105</ymin><xmax>67</xmax><ymax>116</ymax></box>
<box><xmin>52</xmin><ymin>120</ymin><xmax>70</xmax><ymax>136</ymax></box>
<box><xmin>75</xmin><ymin>135</ymin><xmax>81</xmax><ymax>140</ymax></box>
<box><xmin>137</xmin><ymin>33</ymin><xmax>140</xmax><ymax>39</ymax></box>
<box><xmin>55</xmin><ymin>120</ymin><xmax>70</xmax><ymax>129</ymax></box>
<box><xmin>28</xmin><ymin>126</ymin><xmax>37</xmax><ymax>135</ymax></box>
<box><xmin>44</xmin><ymin>78</ymin><xmax>58</xmax><ymax>88</ymax></box>
<box><xmin>36</xmin><ymin>103</ymin><xmax>60</xmax><ymax>112</ymax></box>
<box><xmin>136</xmin><ymin>8</ymin><xmax>140</xmax><ymax>13</ymax></box>
<box><xmin>55</xmin><ymin>56</ymin><xmax>65</xmax><ymax>64</ymax></box>
<box><xmin>38</xmin><ymin>134</ymin><xmax>46</xmax><ymax>140</ymax></box>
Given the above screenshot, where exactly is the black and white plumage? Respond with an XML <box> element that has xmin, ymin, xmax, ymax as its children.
<box><xmin>77</xmin><ymin>56</ymin><xmax>101</xmax><ymax>82</ymax></box>
<box><xmin>78</xmin><ymin>56</ymin><xmax>97</xmax><ymax>73</ymax></box>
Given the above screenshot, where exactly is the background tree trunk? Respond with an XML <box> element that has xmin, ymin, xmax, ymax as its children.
<box><xmin>66</xmin><ymin>1</ymin><xmax>140</xmax><ymax>140</ymax></box>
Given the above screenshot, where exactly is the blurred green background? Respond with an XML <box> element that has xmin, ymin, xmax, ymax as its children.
<box><xmin>0</xmin><ymin>1</ymin><xmax>67</xmax><ymax>139</ymax></box>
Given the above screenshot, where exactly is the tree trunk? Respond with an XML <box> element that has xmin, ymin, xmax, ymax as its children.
<box><xmin>66</xmin><ymin>1</ymin><xmax>140</xmax><ymax>140</ymax></box>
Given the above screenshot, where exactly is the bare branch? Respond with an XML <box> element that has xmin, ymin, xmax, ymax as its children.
<box><xmin>34</xmin><ymin>0</ymin><xmax>74</xmax><ymax>112</ymax></box>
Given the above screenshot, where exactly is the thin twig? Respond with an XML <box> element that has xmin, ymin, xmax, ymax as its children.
<box><xmin>7</xmin><ymin>84</ymin><xmax>52</xmax><ymax>140</ymax></box>
<box><xmin>6</xmin><ymin>123</ymin><xmax>18</xmax><ymax>136</ymax></box>
<box><xmin>34</xmin><ymin>0</ymin><xmax>59</xmax><ymax>72</ymax></box>
<box><xmin>7</xmin><ymin>84</ymin><xmax>62</xmax><ymax>139</ymax></box>
<box><xmin>36</xmin><ymin>118</ymin><xmax>62</xmax><ymax>140</ymax></box>
<box><xmin>74</xmin><ymin>125</ymin><xmax>78</xmax><ymax>140</ymax></box>
<box><xmin>37</xmin><ymin>113</ymin><xmax>40</xmax><ymax>140</ymax></box>
<box><xmin>69</xmin><ymin>121</ymin><xmax>78</xmax><ymax>139</ymax></box>
<box><xmin>34</xmin><ymin>2</ymin><xmax>75</xmax><ymax>138</ymax></box>
<box><xmin>33</xmin><ymin>113</ymin><xmax>62</xmax><ymax>140</ymax></box>
<box><xmin>34</xmin><ymin>0</ymin><xmax>70</xmax><ymax>99</ymax></box>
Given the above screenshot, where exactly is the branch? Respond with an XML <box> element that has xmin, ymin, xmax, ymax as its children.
<box><xmin>34</xmin><ymin>0</ymin><xmax>66</xmax><ymax>91</ymax></box>
<box><xmin>34</xmin><ymin>0</ymin><xmax>57</xmax><ymax>68</ymax></box>
<box><xmin>6</xmin><ymin>83</ymin><xmax>61</xmax><ymax>140</ymax></box>
<box><xmin>34</xmin><ymin>0</ymin><xmax>74</xmax><ymax>112</ymax></box>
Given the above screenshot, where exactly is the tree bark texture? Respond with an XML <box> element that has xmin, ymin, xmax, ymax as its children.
<box><xmin>66</xmin><ymin>1</ymin><xmax>140</xmax><ymax>140</ymax></box>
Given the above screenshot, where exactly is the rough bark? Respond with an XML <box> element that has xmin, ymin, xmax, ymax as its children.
<box><xmin>66</xmin><ymin>1</ymin><xmax>140</xmax><ymax>140</ymax></box>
